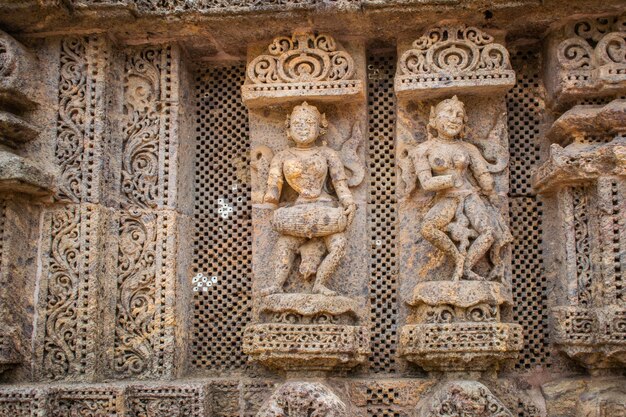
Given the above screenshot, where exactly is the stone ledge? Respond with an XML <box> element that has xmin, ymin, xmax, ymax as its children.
<box><xmin>395</xmin><ymin>71</ymin><xmax>516</xmax><ymax>100</ymax></box>
<box><xmin>243</xmin><ymin>323</ymin><xmax>369</xmax><ymax>372</ymax></box>
<box><xmin>0</xmin><ymin>150</ymin><xmax>54</xmax><ymax>196</ymax></box>
<box><xmin>242</xmin><ymin>80</ymin><xmax>364</xmax><ymax>107</ymax></box>
<box><xmin>400</xmin><ymin>322</ymin><xmax>523</xmax><ymax>371</ymax></box>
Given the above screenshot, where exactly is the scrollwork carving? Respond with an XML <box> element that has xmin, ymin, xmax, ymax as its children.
<box><xmin>113</xmin><ymin>210</ymin><xmax>157</xmax><ymax>377</ymax></box>
<box><xmin>122</xmin><ymin>46</ymin><xmax>163</xmax><ymax>209</ymax></box>
<box><xmin>395</xmin><ymin>25</ymin><xmax>515</xmax><ymax>97</ymax></box>
<box><xmin>42</xmin><ymin>207</ymin><xmax>81</xmax><ymax>380</ymax></box>
<box><xmin>248</xmin><ymin>31</ymin><xmax>354</xmax><ymax>85</ymax></box>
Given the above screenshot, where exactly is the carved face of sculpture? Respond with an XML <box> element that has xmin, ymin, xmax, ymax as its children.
<box><xmin>430</xmin><ymin>96</ymin><xmax>466</xmax><ymax>140</ymax></box>
<box><xmin>287</xmin><ymin>102</ymin><xmax>326</xmax><ymax>147</ymax></box>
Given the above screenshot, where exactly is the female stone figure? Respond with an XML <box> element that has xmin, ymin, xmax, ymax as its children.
<box><xmin>261</xmin><ymin>102</ymin><xmax>356</xmax><ymax>296</ymax></box>
<box><xmin>410</xmin><ymin>96</ymin><xmax>511</xmax><ymax>281</ymax></box>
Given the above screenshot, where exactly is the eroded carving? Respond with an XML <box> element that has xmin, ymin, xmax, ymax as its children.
<box><xmin>259</xmin><ymin>102</ymin><xmax>360</xmax><ymax>297</ymax></box>
<box><xmin>403</xmin><ymin>96</ymin><xmax>511</xmax><ymax>282</ymax></box>
<box><xmin>395</xmin><ymin>26</ymin><xmax>515</xmax><ymax>99</ymax></box>
<box><xmin>256</xmin><ymin>382</ymin><xmax>346</xmax><ymax>417</ymax></box>
<box><xmin>417</xmin><ymin>381</ymin><xmax>513</xmax><ymax>417</ymax></box>
<box><xmin>547</xmin><ymin>14</ymin><xmax>626</xmax><ymax>104</ymax></box>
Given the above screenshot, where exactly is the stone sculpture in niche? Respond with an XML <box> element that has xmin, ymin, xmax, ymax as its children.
<box><xmin>405</xmin><ymin>96</ymin><xmax>511</xmax><ymax>282</ymax></box>
<box><xmin>256</xmin><ymin>381</ymin><xmax>346</xmax><ymax>417</ymax></box>
<box><xmin>417</xmin><ymin>381</ymin><xmax>513</xmax><ymax>417</ymax></box>
<box><xmin>258</xmin><ymin>101</ymin><xmax>359</xmax><ymax>297</ymax></box>
<box><xmin>398</xmin><ymin>96</ymin><xmax>521</xmax><ymax>372</ymax></box>
<box><xmin>244</xmin><ymin>101</ymin><xmax>368</xmax><ymax>372</ymax></box>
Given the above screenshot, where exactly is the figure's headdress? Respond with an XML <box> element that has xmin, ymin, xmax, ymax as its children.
<box><xmin>285</xmin><ymin>101</ymin><xmax>328</xmax><ymax>138</ymax></box>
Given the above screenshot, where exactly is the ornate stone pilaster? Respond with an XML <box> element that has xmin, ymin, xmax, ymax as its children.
<box><xmin>103</xmin><ymin>42</ymin><xmax>193</xmax><ymax>380</ymax></box>
<box><xmin>394</xmin><ymin>25</ymin><xmax>521</xmax><ymax>375</ymax></box>
<box><xmin>35</xmin><ymin>34</ymin><xmax>111</xmax><ymax>382</ymax></box>
<box><xmin>533</xmin><ymin>99</ymin><xmax>626</xmax><ymax>373</ymax></box>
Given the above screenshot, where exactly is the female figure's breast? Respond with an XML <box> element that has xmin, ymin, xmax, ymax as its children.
<box><xmin>283</xmin><ymin>153</ymin><xmax>328</xmax><ymax>199</ymax></box>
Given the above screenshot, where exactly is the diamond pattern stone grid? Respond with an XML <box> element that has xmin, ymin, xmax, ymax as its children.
<box><xmin>367</xmin><ymin>52</ymin><xmax>399</xmax><ymax>375</ymax></box>
<box><xmin>191</xmin><ymin>63</ymin><xmax>253</xmax><ymax>371</ymax></box>
<box><xmin>507</xmin><ymin>49</ymin><xmax>550</xmax><ymax>370</ymax></box>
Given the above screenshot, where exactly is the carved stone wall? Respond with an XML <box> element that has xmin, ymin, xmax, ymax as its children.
<box><xmin>0</xmin><ymin>1</ymin><xmax>625</xmax><ymax>416</ymax></box>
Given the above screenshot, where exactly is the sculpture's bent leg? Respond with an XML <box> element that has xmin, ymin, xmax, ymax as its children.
<box><xmin>420</xmin><ymin>198</ymin><xmax>463</xmax><ymax>280</ymax></box>
<box><xmin>261</xmin><ymin>234</ymin><xmax>306</xmax><ymax>296</ymax></box>
<box><xmin>464</xmin><ymin>194</ymin><xmax>495</xmax><ymax>280</ymax></box>
<box><xmin>313</xmin><ymin>232</ymin><xmax>347</xmax><ymax>296</ymax></box>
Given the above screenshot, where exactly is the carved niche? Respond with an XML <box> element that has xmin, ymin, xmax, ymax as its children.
<box><xmin>242</xmin><ymin>30</ymin><xmax>369</xmax><ymax>373</ymax></box>
<box><xmin>396</xmin><ymin>96</ymin><xmax>522</xmax><ymax>372</ymax></box>
<box><xmin>533</xmin><ymin>99</ymin><xmax>626</xmax><ymax>371</ymax></box>
<box><xmin>394</xmin><ymin>25</ymin><xmax>515</xmax><ymax>100</ymax></box>
<box><xmin>545</xmin><ymin>14</ymin><xmax>626</xmax><ymax>106</ymax></box>
<box><xmin>241</xmin><ymin>28</ymin><xmax>364</xmax><ymax>107</ymax></box>
<box><xmin>394</xmin><ymin>28</ymin><xmax>521</xmax><ymax>372</ymax></box>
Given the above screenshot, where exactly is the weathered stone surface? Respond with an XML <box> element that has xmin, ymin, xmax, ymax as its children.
<box><xmin>0</xmin><ymin>150</ymin><xmax>54</xmax><ymax>196</ymax></box>
<box><xmin>544</xmin><ymin>13</ymin><xmax>626</xmax><ymax>107</ymax></box>
<box><xmin>0</xmin><ymin>1</ymin><xmax>625</xmax><ymax>415</ymax></box>
<box><xmin>542</xmin><ymin>377</ymin><xmax>626</xmax><ymax>417</ymax></box>
<box><xmin>395</xmin><ymin>26</ymin><xmax>515</xmax><ymax>99</ymax></box>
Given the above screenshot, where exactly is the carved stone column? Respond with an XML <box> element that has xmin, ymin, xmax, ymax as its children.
<box><xmin>0</xmin><ymin>29</ymin><xmax>55</xmax><ymax>380</ymax></box>
<box><xmin>393</xmin><ymin>24</ymin><xmax>521</xmax><ymax>415</ymax></box>
<box><xmin>102</xmin><ymin>43</ymin><xmax>194</xmax><ymax>380</ymax></box>
<box><xmin>533</xmin><ymin>100</ymin><xmax>626</xmax><ymax>372</ymax></box>
<box><xmin>241</xmin><ymin>28</ymin><xmax>368</xmax><ymax>414</ymax></box>
<box><xmin>35</xmin><ymin>35</ymin><xmax>112</xmax><ymax>382</ymax></box>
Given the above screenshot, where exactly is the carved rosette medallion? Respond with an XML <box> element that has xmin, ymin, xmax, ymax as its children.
<box><xmin>546</xmin><ymin>14</ymin><xmax>626</xmax><ymax>105</ymax></box>
<box><xmin>395</xmin><ymin>25</ymin><xmax>515</xmax><ymax>99</ymax></box>
<box><xmin>533</xmin><ymin>99</ymin><xmax>626</xmax><ymax>371</ymax></box>
<box><xmin>417</xmin><ymin>381</ymin><xmax>513</xmax><ymax>417</ymax></box>
<box><xmin>255</xmin><ymin>382</ymin><xmax>347</xmax><ymax>417</ymax></box>
<box><xmin>242</xmin><ymin>29</ymin><xmax>364</xmax><ymax>107</ymax></box>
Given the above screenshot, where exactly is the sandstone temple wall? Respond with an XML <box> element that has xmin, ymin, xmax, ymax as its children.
<box><xmin>0</xmin><ymin>1</ymin><xmax>624</xmax><ymax>416</ymax></box>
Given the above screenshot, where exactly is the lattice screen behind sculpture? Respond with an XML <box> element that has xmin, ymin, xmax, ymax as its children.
<box><xmin>507</xmin><ymin>49</ymin><xmax>551</xmax><ymax>370</ymax></box>
<box><xmin>190</xmin><ymin>50</ymin><xmax>553</xmax><ymax>375</ymax></box>
<box><xmin>366</xmin><ymin>52</ymin><xmax>399</xmax><ymax>375</ymax></box>
<box><xmin>191</xmin><ymin>64</ymin><xmax>252</xmax><ymax>371</ymax></box>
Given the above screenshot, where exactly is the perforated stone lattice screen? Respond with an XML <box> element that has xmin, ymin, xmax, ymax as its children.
<box><xmin>191</xmin><ymin>64</ymin><xmax>253</xmax><ymax>371</ymax></box>
<box><xmin>507</xmin><ymin>49</ymin><xmax>551</xmax><ymax>370</ymax></box>
<box><xmin>190</xmin><ymin>50</ymin><xmax>553</xmax><ymax>375</ymax></box>
<box><xmin>366</xmin><ymin>52</ymin><xmax>399</xmax><ymax>375</ymax></box>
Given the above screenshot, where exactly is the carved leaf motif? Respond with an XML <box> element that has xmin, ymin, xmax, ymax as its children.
<box><xmin>122</xmin><ymin>46</ymin><xmax>163</xmax><ymax>209</ymax></box>
<box><xmin>571</xmin><ymin>187</ymin><xmax>593</xmax><ymax>307</ymax></box>
<box><xmin>43</xmin><ymin>207</ymin><xmax>81</xmax><ymax>380</ymax></box>
<box><xmin>340</xmin><ymin>122</ymin><xmax>365</xmax><ymax>187</ymax></box>
<box><xmin>56</xmin><ymin>37</ymin><xmax>88</xmax><ymax>203</ymax></box>
<box><xmin>114</xmin><ymin>212</ymin><xmax>157</xmax><ymax>376</ymax></box>
<box><xmin>248</xmin><ymin>31</ymin><xmax>355</xmax><ymax>85</ymax></box>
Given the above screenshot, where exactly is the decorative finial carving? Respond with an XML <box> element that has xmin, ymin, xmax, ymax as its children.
<box><xmin>242</xmin><ymin>30</ymin><xmax>363</xmax><ymax>106</ymax></box>
<box><xmin>395</xmin><ymin>25</ymin><xmax>515</xmax><ymax>99</ymax></box>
